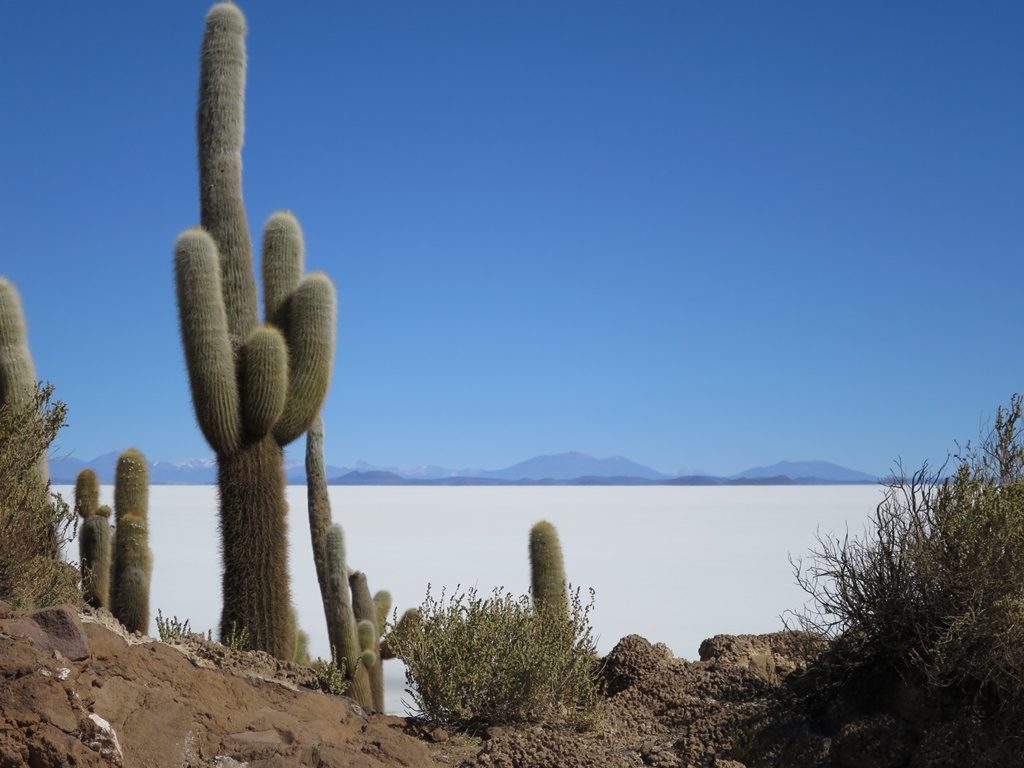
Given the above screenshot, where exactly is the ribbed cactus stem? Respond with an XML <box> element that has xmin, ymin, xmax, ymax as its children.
<box><xmin>79</xmin><ymin>513</ymin><xmax>112</xmax><ymax>609</ymax></box>
<box><xmin>75</xmin><ymin>469</ymin><xmax>100</xmax><ymax>518</ymax></box>
<box><xmin>307</xmin><ymin>419</ymin><xmax>334</xmax><ymax>640</ymax></box>
<box><xmin>350</xmin><ymin>655</ymin><xmax>375</xmax><ymax>712</ymax></box>
<box><xmin>357</xmin><ymin>619</ymin><xmax>385</xmax><ymax>712</ymax></box>
<box><xmin>529</xmin><ymin>520</ymin><xmax>568</xmax><ymax>618</ymax></box>
<box><xmin>174</xmin><ymin>3</ymin><xmax>337</xmax><ymax>660</ymax></box>
<box><xmin>325</xmin><ymin>523</ymin><xmax>359</xmax><ymax>678</ymax></box>
<box><xmin>373</xmin><ymin>591</ymin><xmax>392</xmax><ymax>638</ymax></box>
<box><xmin>198</xmin><ymin>2</ymin><xmax>257</xmax><ymax>339</ymax></box>
<box><xmin>0</xmin><ymin>278</ymin><xmax>46</xmax><ymax>484</ymax></box>
<box><xmin>111</xmin><ymin>449</ymin><xmax>152</xmax><ymax>634</ymax></box>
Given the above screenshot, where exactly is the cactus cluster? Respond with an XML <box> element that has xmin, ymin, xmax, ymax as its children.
<box><xmin>175</xmin><ymin>2</ymin><xmax>337</xmax><ymax>659</ymax></box>
<box><xmin>77</xmin><ymin>451</ymin><xmax>153</xmax><ymax>634</ymax></box>
<box><xmin>75</xmin><ymin>451</ymin><xmax>152</xmax><ymax>632</ymax></box>
<box><xmin>319</xmin><ymin>519</ymin><xmax>390</xmax><ymax>713</ymax></box>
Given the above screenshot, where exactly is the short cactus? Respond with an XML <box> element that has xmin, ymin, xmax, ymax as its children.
<box><xmin>351</xmin><ymin>573</ymin><xmax>385</xmax><ymax>711</ymax></box>
<box><xmin>174</xmin><ymin>3</ymin><xmax>337</xmax><ymax>658</ymax></box>
<box><xmin>111</xmin><ymin>449</ymin><xmax>152</xmax><ymax>634</ymax></box>
<box><xmin>0</xmin><ymin>277</ymin><xmax>47</xmax><ymax>485</ymax></box>
<box><xmin>77</xmin><ymin>470</ymin><xmax>111</xmax><ymax>609</ymax></box>
<box><xmin>529</xmin><ymin>520</ymin><xmax>568</xmax><ymax>618</ymax></box>
<box><xmin>325</xmin><ymin>524</ymin><xmax>360</xmax><ymax>679</ymax></box>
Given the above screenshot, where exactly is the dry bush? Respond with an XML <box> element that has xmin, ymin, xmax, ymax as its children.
<box><xmin>792</xmin><ymin>394</ymin><xmax>1024</xmax><ymax>711</ymax></box>
<box><xmin>387</xmin><ymin>584</ymin><xmax>603</xmax><ymax>730</ymax></box>
<box><xmin>0</xmin><ymin>384</ymin><xmax>80</xmax><ymax>609</ymax></box>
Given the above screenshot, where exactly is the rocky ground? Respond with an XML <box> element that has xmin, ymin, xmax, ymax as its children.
<box><xmin>1</xmin><ymin>603</ymin><xmax>1018</xmax><ymax>767</ymax></box>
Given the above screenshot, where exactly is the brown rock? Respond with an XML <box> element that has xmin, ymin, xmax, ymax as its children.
<box><xmin>6</xmin><ymin>604</ymin><xmax>90</xmax><ymax>660</ymax></box>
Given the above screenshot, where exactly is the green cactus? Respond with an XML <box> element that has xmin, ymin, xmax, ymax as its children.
<box><xmin>174</xmin><ymin>3</ymin><xmax>337</xmax><ymax>659</ymax></box>
<box><xmin>529</xmin><ymin>520</ymin><xmax>568</xmax><ymax>618</ymax></box>
<box><xmin>307</xmin><ymin>419</ymin><xmax>337</xmax><ymax>643</ymax></box>
<box><xmin>325</xmin><ymin>524</ymin><xmax>360</xmax><ymax>677</ymax></box>
<box><xmin>373</xmin><ymin>590</ymin><xmax>392</xmax><ymax>637</ymax></box>
<box><xmin>77</xmin><ymin>470</ymin><xmax>111</xmax><ymax>609</ymax></box>
<box><xmin>0</xmin><ymin>277</ymin><xmax>47</xmax><ymax>485</ymax></box>
<box><xmin>111</xmin><ymin>449</ymin><xmax>152</xmax><ymax>634</ymax></box>
<box><xmin>75</xmin><ymin>469</ymin><xmax>100</xmax><ymax>517</ymax></box>
<box><xmin>357</xmin><ymin>617</ymin><xmax>385</xmax><ymax>712</ymax></box>
<box><xmin>351</xmin><ymin>573</ymin><xmax>384</xmax><ymax>711</ymax></box>
<box><xmin>381</xmin><ymin>607</ymin><xmax>420</xmax><ymax>661</ymax></box>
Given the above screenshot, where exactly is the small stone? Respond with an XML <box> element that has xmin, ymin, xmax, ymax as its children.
<box><xmin>430</xmin><ymin>728</ymin><xmax>449</xmax><ymax>743</ymax></box>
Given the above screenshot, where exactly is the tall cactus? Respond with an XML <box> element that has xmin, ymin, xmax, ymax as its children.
<box><xmin>0</xmin><ymin>277</ymin><xmax>47</xmax><ymax>485</ymax></box>
<box><xmin>529</xmin><ymin>520</ymin><xmax>568</xmax><ymax>618</ymax></box>
<box><xmin>77</xmin><ymin>470</ymin><xmax>112</xmax><ymax>609</ymax></box>
<box><xmin>111</xmin><ymin>449</ymin><xmax>152</xmax><ymax>634</ymax></box>
<box><xmin>307</xmin><ymin>418</ymin><xmax>337</xmax><ymax>644</ymax></box>
<box><xmin>174</xmin><ymin>3</ymin><xmax>337</xmax><ymax>658</ymax></box>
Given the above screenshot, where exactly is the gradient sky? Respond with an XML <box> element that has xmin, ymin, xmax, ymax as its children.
<box><xmin>2</xmin><ymin>2</ymin><xmax>1022</xmax><ymax>477</ymax></box>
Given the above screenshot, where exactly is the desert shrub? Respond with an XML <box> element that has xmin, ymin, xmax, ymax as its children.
<box><xmin>309</xmin><ymin>654</ymin><xmax>348</xmax><ymax>696</ymax></box>
<box><xmin>0</xmin><ymin>384</ymin><xmax>79</xmax><ymax>609</ymax></box>
<box><xmin>387</xmin><ymin>584</ymin><xmax>602</xmax><ymax>730</ymax></box>
<box><xmin>152</xmin><ymin>614</ymin><xmax>210</xmax><ymax>643</ymax></box>
<box><xmin>793</xmin><ymin>394</ymin><xmax>1024</xmax><ymax>710</ymax></box>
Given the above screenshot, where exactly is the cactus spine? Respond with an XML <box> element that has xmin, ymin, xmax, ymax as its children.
<box><xmin>0</xmin><ymin>277</ymin><xmax>47</xmax><ymax>485</ymax></box>
<box><xmin>529</xmin><ymin>520</ymin><xmax>568</xmax><ymax>618</ymax></box>
<box><xmin>77</xmin><ymin>470</ymin><xmax>112</xmax><ymax>608</ymax></box>
<box><xmin>175</xmin><ymin>3</ymin><xmax>337</xmax><ymax>658</ymax></box>
<box><xmin>111</xmin><ymin>449</ymin><xmax>152</xmax><ymax>634</ymax></box>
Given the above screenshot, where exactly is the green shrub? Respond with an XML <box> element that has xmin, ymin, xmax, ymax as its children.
<box><xmin>0</xmin><ymin>384</ymin><xmax>79</xmax><ymax>609</ymax></box>
<box><xmin>309</xmin><ymin>653</ymin><xmax>348</xmax><ymax>696</ymax></box>
<box><xmin>155</xmin><ymin>610</ymin><xmax>197</xmax><ymax>642</ymax></box>
<box><xmin>387</xmin><ymin>584</ymin><xmax>602</xmax><ymax>730</ymax></box>
<box><xmin>793</xmin><ymin>394</ymin><xmax>1024</xmax><ymax>710</ymax></box>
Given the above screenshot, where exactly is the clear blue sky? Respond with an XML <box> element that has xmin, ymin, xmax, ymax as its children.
<box><xmin>1</xmin><ymin>2</ymin><xmax>1021</xmax><ymax>477</ymax></box>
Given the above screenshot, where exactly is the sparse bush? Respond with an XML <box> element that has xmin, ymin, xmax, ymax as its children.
<box><xmin>0</xmin><ymin>384</ymin><xmax>79</xmax><ymax>609</ymax></box>
<box><xmin>793</xmin><ymin>394</ymin><xmax>1024</xmax><ymax>712</ymax></box>
<box><xmin>155</xmin><ymin>610</ymin><xmax>195</xmax><ymax>642</ymax></box>
<box><xmin>309</xmin><ymin>653</ymin><xmax>348</xmax><ymax>696</ymax></box>
<box><xmin>222</xmin><ymin>622</ymin><xmax>251</xmax><ymax>652</ymax></box>
<box><xmin>388</xmin><ymin>584</ymin><xmax>602</xmax><ymax>730</ymax></box>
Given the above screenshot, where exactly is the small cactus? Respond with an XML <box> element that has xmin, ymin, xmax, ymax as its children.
<box><xmin>78</xmin><ymin>470</ymin><xmax>111</xmax><ymax>609</ymax></box>
<box><xmin>529</xmin><ymin>520</ymin><xmax>568</xmax><ymax>618</ymax></box>
<box><xmin>325</xmin><ymin>524</ymin><xmax>360</xmax><ymax>678</ymax></box>
<box><xmin>351</xmin><ymin>574</ymin><xmax>384</xmax><ymax>711</ymax></box>
<box><xmin>111</xmin><ymin>449</ymin><xmax>152</xmax><ymax>634</ymax></box>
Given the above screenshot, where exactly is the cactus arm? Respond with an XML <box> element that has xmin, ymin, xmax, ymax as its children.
<box><xmin>262</xmin><ymin>211</ymin><xmax>305</xmax><ymax>326</ymax></box>
<box><xmin>273</xmin><ymin>273</ymin><xmax>337</xmax><ymax>446</ymax></box>
<box><xmin>239</xmin><ymin>326</ymin><xmax>288</xmax><ymax>439</ymax></box>
<box><xmin>373</xmin><ymin>591</ymin><xmax>392</xmax><ymax>637</ymax></box>
<box><xmin>174</xmin><ymin>229</ymin><xmax>244</xmax><ymax>456</ymax></box>
<box><xmin>307</xmin><ymin>418</ymin><xmax>331</xmax><ymax>603</ymax></box>
<box><xmin>114</xmin><ymin>449</ymin><xmax>149</xmax><ymax>523</ymax></box>
<box><xmin>198</xmin><ymin>2</ymin><xmax>258</xmax><ymax>338</ymax></box>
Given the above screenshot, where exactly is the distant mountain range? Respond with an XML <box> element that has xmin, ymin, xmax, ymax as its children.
<box><xmin>49</xmin><ymin>451</ymin><xmax>879</xmax><ymax>486</ymax></box>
